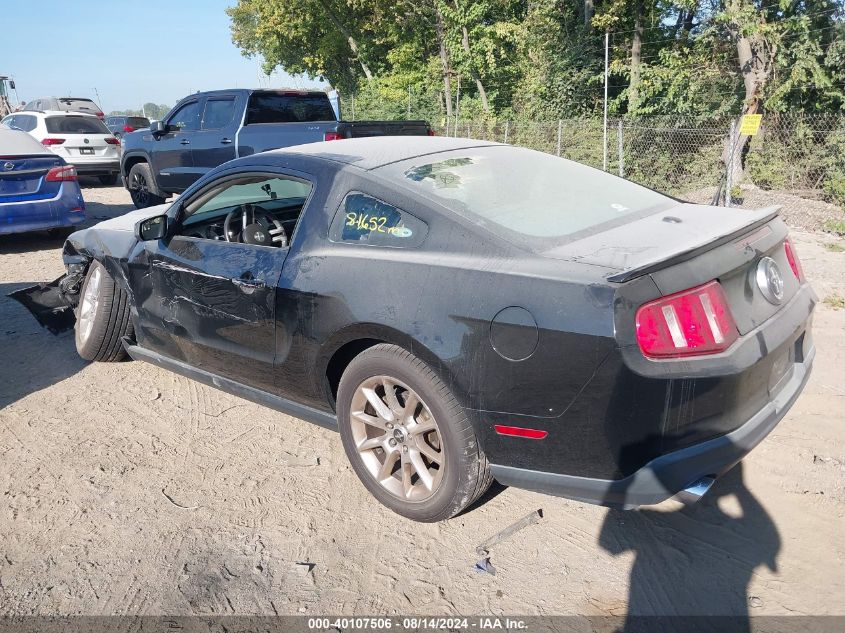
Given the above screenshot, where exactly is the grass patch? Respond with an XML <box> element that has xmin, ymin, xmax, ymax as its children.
<box><xmin>823</xmin><ymin>220</ymin><xmax>845</xmax><ymax>236</ymax></box>
<box><xmin>824</xmin><ymin>242</ymin><xmax>845</xmax><ymax>252</ymax></box>
<box><xmin>823</xmin><ymin>294</ymin><xmax>845</xmax><ymax>310</ymax></box>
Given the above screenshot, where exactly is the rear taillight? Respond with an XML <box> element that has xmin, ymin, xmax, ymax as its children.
<box><xmin>45</xmin><ymin>165</ymin><xmax>77</xmax><ymax>182</ymax></box>
<box><xmin>123</xmin><ymin>125</ymin><xmax>135</xmax><ymax>133</ymax></box>
<box><xmin>41</xmin><ymin>138</ymin><xmax>65</xmax><ymax>146</ymax></box>
<box><xmin>324</xmin><ymin>132</ymin><xmax>344</xmax><ymax>141</ymax></box>
<box><xmin>784</xmin><ymin>238</ymin><xmax>804</xmax><ymax>281</ymax></box>
<box><xmin>104</xmin><ymin>137</ymin><xmax>120</xmax><ymax>145</ymax></box>
<box><xmin>95</xmin><ymin>112</ymin><xmax>105</xmax><ymax>119</ymax></box>
<box><xmin>635</xmin><ymin>280</ymin><xmax>739</xmax><ymax>359</ymax></box>
<box><xmin>427</xmin><ymin>129</ymin><xmax>436</xmax><ymax>136</ymax></box>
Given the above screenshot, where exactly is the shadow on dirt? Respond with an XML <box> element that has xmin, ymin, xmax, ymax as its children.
<box><xmin>0</xmin><ymin>281</ymin><xmax>86</xmax><ymax>410</ymax></box>
<box><xmin>598</xmin><ymin>462</ymin><xmax>780</xmax><ymax>632</ymax></box>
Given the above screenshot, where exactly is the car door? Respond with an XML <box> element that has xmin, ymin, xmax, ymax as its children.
<box><xmin>151</xmin><ymin>99</ymin><xmax>200</xmax><ymax>192</ymax></box>
<box><xmin>136</xmin><ymin>169</ymin><xmax>313</xmax><ymax>392</ymax></box>
<box><xmin>192</xmin><ymin>94</ymin><xmax>240</xmax><ymax>176</ymax></box>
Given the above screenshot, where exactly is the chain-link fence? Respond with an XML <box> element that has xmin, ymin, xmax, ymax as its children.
<box><xmin>433</xmin><ymin>113</ymin><xmax>845</xmax><ymax>232</ymax></box>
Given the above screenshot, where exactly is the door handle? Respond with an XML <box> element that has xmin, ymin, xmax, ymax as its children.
<box><xmin>180</xmin><ymin>139</ymin><xmax>191</xmax><ymax>145</ymax></box>
<box><xmin>232</xmin><ymin>276</ymin><xmax>265</xmax><ymax>291</ymax></box>
<box><xmin>221</xmin><ymin>138</ymin><xmax>233</xmax><ymax>144</ymax></box>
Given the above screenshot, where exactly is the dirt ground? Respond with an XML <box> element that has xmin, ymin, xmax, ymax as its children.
<box><xmin>1</xmin><ymin>180</ymin><xmax>844</xmax><ymax>618</ymax></box>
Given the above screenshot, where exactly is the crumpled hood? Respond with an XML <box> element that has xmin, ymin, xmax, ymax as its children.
<box><xmin>90</xmin><ymin>202</ymin><xmax>172</xmax><ymax>232</ymax></box>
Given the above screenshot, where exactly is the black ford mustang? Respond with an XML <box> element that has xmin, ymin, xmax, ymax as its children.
<box><xmin>56</xmin><ymin>137</ymin><xmax>816</xmax><ymax>522</ymax></box>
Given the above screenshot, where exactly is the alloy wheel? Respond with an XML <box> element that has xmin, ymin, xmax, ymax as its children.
<box><xmin>77</xmin><ymin>265</ymin><xmax>102</xmax><ymax>344</ymax></box>
<box><xmin>131</xmin><ymin>172</ymin><xmax>149</xmax><ymax>206</ymax></box>
<box><xmin>349</xmin><ymin>376</ymin><xmax>445</xmax><ymax>502</ymax></box>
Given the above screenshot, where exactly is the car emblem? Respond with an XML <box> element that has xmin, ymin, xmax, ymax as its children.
<box><xmin>84</xmin><ymin>138</ymin><xmax>90</xmax><ymax>144</ymax></box>
<box><xmin>756</xmin><ymin>256</ymin><xmax>784</xmax><ymax>305</ymax></box>
<box><xmin>254</xmin><ymin>231</ymin><xmax>265</xmax><ymax>242</ymax></box>
<box><xmin>3</xmin><ymin>162</ymin><xmax>13</xmax><ymax>171</ymax></box>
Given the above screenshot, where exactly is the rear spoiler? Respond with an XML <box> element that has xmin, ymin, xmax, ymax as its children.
<box><xmin>607</xmin><ymin>206</ymin><xmax>782</xmax><ymax>283</ymax></box>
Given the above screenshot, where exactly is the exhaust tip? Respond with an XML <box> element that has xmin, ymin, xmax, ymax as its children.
<box><xmin>673</xmin><ymin>476</ymin><xmax>716</xmax><ymax>506</ymax></box>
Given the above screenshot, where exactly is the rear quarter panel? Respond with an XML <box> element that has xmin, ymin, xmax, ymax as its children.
<box><xmin>274</xmin><ymin>166</ymin><xmax>620</xmax><ymax>427</ymax></box>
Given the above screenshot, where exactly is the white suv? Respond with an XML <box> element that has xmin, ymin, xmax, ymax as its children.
<box><xmin>1</xmin><ymin>110</ymin><xmax>120</xmax><ymax>185</ymax></box>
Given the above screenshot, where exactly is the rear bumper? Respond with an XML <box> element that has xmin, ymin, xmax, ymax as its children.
<box><xmin>0</xmin><ymin>194</ymin><xmax>85</xmax><ymax>235</ymax></box>
<box><xmin>68</xmin><ymin>160</ymin><xmax>119</xmax><ymax>175</ymax></box>
<box><xmin>491</xmin><ymin>343</ymin><xmax>814</xmax><ymax>508</ymax></box>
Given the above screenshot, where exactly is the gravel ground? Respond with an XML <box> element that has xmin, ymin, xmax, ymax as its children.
<box><xmin>1</xmin><ymin>180</ymin><xmax>844</xmax><ymax>617</ymax></box>
<box><xmin>685</xmin><ymin>185</ymin><xmax>845</xmax><ymax>233</ymax></box>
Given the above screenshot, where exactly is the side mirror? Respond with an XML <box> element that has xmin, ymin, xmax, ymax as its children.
<box><xmin>150</xmin><ymin>120</ymin><xmax>168</xmax><ymax>136</ymax></box>
<box><xmin>135</xmin><ymin>215</ymin><xmax>168</xmax><ymax>241</ymax></box>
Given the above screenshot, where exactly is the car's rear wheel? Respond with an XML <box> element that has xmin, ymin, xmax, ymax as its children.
<box><xmin>127</xmin><ymin>162</ymin><xmax>165</xmax><ymax>209</ymax></box>
<box><xmin>75</xmin><ymin>261</ymin><xmax>134</xmax><ymax>362</ymax></box>
<box><xmin>337</xmin><ymin>344</ymin><xmax>492</xmax><ymax>522</ymax></box>
<box><xmin>98</xmin><ymin>173</ymin><xmax>118</xmax><ymax>186</ymax></box>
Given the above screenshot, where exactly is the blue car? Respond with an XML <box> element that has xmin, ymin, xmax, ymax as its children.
<box><xmin>0</xmin><ymin>125</ymin><xmax>85</xmax><ymax>235</ymax></box>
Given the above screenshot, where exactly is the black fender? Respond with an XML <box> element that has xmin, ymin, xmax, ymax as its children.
<box><xmin>317</xmin><ymin>322</ymin><xmax>462</xmax><ymax>410</ymax></box>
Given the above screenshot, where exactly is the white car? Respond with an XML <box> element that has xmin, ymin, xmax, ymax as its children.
<box><xmin>1</xmin><ymin>110</ymin><xmax>119</xmax><ymax>185</ymax></box>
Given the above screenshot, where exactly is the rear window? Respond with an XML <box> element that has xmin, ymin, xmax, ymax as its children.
<box><xmin>127</xmin><ymin>117</ymin><xmax>149</xmax><ymax>128</ymax></box>
<box><xmin>245</xmin><ymin>92</ymin><xmax>335</xmax><ymax>124</ymax></box>
<box><xmin>46</xmin><ymin>116</ymin><xmax>110</xmax><ymax>134</ymax></box>
<box><xmin>385</xmin><ymin>146</ymin><xmax>673</xmax><ymax>249</ymax></box>
<box><xmin>58</xmin><ymin>98</ymin><xmax>98</xmax><ymax>112</ymax></box>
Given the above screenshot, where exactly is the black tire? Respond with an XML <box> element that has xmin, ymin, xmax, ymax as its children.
<box><xmin>127</xmin><ymin>162</ymin><xmax>166</xmax><ymax>209</ymax></box>
<box><xmin>337</xmin><ymin>344</ymin><xmax>492</xmax><ymax>522</ymax></box>
<box><xmin>98</xmin><ymin>173</ymin><xmax>118</xmax><ymax>186</ymax></box>
<box><xmin>75</xmin><ymin>261</ymin><xmax>134</xmax><ymax>362</ymax></box>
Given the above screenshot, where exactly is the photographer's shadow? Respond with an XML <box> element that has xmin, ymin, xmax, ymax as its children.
<box><xmin>599</xmin><ymin>462</ymin><xmax>780</xmax><ymax>632</ymax></box>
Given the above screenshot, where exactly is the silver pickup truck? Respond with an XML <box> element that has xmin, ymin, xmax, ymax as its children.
<box><xmin>120</xmin><ymin>89</ymin><xmax>433</xmax><ymax>208</ymax></box>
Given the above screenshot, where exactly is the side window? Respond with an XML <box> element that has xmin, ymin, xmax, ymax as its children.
<box><xmin>180</xmin><ymin>174</ymin><xmax>313</xmax><ymax>246</ymax></box>
<box><xmin>330</xmin><ymin>193</ymin><xmax>428</xmax><ymax>248</ymax></box>
<box><xmin>14</xmin><ymin>115</ymin><xmax>36</xmax><ymax>132</ymax></box>
<box><xmin>4</xmin><ymin>116</ymin><xmax>18</xmax><ymax>129</ymax></box>
<box><xmin>202</xmin><ymin>98</ymin><xmax>236</xmax><ymax>130</ymax></box>
<box><xmin>168</xmin><ymin>101</ymin><xmax>200</xmax><ymax>132</ymax></box>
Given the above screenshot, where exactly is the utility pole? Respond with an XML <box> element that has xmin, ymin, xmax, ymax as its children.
<box><xmin>603</xmin><ymin>31</ymin><xmax>609</xmax><ymax>171</ymax></box>
<box><xmin>454</xmin><ymin>76</ymin><xmax>461</xmax><ymax>137</ymax></box>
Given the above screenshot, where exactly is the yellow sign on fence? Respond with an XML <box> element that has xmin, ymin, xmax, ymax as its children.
<box><xmin>740</xmin><ymin>114</ymin><xmax>763</xmax><ymax>136</ymax></box>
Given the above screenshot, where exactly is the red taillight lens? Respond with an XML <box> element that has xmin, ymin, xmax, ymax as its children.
<box><xmin>45</xmin><ymin>165</ymin><xmax>77</xmax><ymax>182</ymax></box>
<box><xmin>41</xmin><ymin>138</ymin><xmax>65</xmax><ymax>146</ymax></box>
<box><xmin>123</xmin><ymin>125</ymin><xmax>135</xmax><ymax>133</ymax></box>
<box><xmin>95</xmin><ymin>112</ymin><xmax>104</xmax><ymax>119</ymax></box>
<box><xmin>783</xmin><ymin>238</ymin><xmax>803</xmax><ymax>281</ymax></box>
<box><xmin>104</xmin><ymin>137</ymin><xmax>120</xmax><ymax>145</ymax></box>
<box><xmin>427</xmin><ymin>128</ymin><xmax>436</xmax><ymax>136</ymax></box>
<box><xmin>635</xmin><ymin>280</ymin><xmax>739</xmax><ymax>359</ymax></box>
<box><xmin>323</xmin><ymin>132</ymin><xmax>344</xmax><ymax>141</ymax></box>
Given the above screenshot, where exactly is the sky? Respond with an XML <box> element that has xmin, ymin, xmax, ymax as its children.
<box><xmin>2</xmin><ymin>0</ymin><xmax>324</xmax><ymax>113</ymax></box>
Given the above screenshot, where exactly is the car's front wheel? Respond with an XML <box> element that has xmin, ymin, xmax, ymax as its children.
<box><xmin>75</xmin><ymin>261</ymin><xmax>134</xmax><ymax>362</ymax></box>
<box><xmin>337</xmin><ymin>344</ymin><xmax>492</xmax><ymax>522</ymax></box>
<box><xmin>127</xmin><ymin>162</ymin><xmax>165</xmax><ymax>209</ymax></box>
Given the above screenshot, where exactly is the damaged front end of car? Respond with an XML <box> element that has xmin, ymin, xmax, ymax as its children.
<box><xmin>8</xmin><ymin>239</ymin><xmax>92</xmax><ymax>334</ymax></box>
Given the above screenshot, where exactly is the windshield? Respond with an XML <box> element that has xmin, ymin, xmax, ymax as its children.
<box><xmin>383</xmin><ymin>146</ymin><xmax>674</xmax><ymax>249</ymax></box>
<box><xmin>46</xmin><ymin>116</ymin><xmax>110</xmax><ymax>134</ymax></box>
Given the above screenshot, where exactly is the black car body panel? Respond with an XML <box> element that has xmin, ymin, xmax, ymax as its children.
<box><xmin>59</xmin><ymin>137</ymin><xmax>817</xmax><ymax>509</ymax></box>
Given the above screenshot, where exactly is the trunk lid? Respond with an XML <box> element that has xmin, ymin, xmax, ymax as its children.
<box><xmin>551</xmin><ymin>203</ymin><xmax>796</xmax><ymax>335</ymax></box>
<box><xmin>0</xmin><ymin>154</ymin><xmax>63</xmax><ymax>201</ymax></box>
